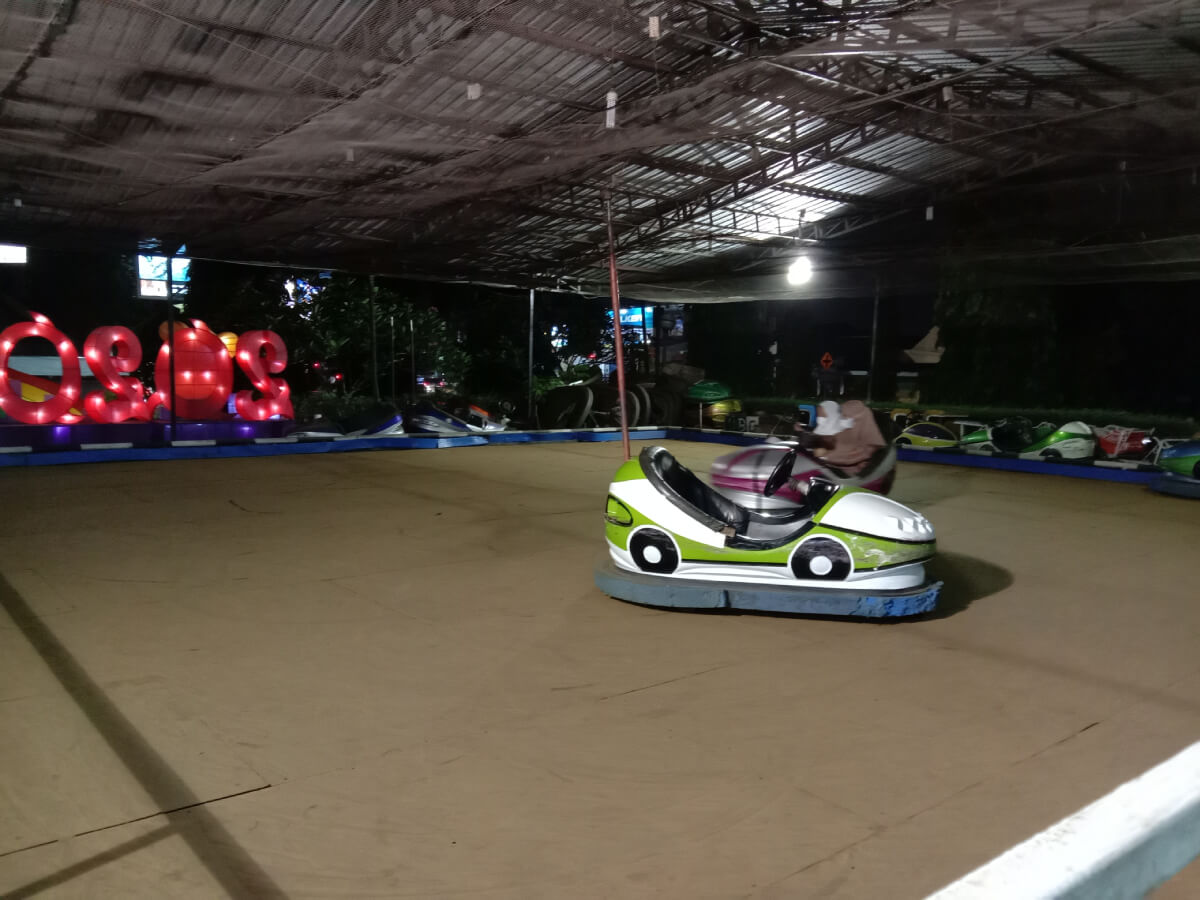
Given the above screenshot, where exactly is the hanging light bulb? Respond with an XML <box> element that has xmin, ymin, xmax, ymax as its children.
<box><xmin>0</xmin><ymin>243</ymin><xmax>27</xmax><ymax>264</ymax></box>
<box><xmin>787</xmin><ymin>255</ymin><xmax>813</xmax><ymax>285</ymax></box>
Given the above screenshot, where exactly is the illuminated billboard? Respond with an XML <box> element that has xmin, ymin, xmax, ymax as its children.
<box><xmin>607</xmin><ymin>306</ymin><xmax>654</xmax><ymax>329</ymax></box>
<box><xmin>138</xmin><ymin>254</ymin><xmax>190</xmax><ymax>299</ymax></box>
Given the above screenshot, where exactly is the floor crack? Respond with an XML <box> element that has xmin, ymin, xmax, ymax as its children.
<box><xmin>601</xmin><ymin>663</ymin><xmax>731</xmax><ymax>700</ymax></box>
<box><xmin>71</xmin><ymin>783</ymin><xmax>274</xmax><ymax>839</ymax></box>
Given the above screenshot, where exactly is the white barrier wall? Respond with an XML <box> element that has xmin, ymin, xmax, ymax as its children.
<box><xmin>928</xmin><ymin>742</ymin><xmax>1200</xmax><ymax>899</ymax></box>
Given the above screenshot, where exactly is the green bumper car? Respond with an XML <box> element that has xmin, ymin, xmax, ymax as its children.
<box><xmin>1151</xmin><ymin>440</ymin><xmax>1200</xmax><ymax>499</ymax></box>
<box><xmin>958</xmin><ymin>417</ymin><xmax>1095</xmax><ymax>460</ymax></box>
<box><xmin>894</xmin><ymin>421</ymin><xmax>958</xmax><ymax>449</ymax></box>
<box><xmin>596</xmin><ymin>446</ymin><xmax>941</xmax><ymax>617</ymax></box>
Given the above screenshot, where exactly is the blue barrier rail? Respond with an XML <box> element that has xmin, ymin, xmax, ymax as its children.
<box><xmin>0</xmin><ymin>426</ymin><xmax>1165</xmax><ymax>485</ymax></box>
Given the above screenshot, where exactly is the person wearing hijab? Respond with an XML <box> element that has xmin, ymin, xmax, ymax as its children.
<box><xmin>821</xmin><ymin>400</ymin><xmax>886</xmax><ymax>473</ymax></box>
<box><xmin>813</xmin><ymin>400</ymin><xmax>853</xmax><ymax>436</ymax></box>
<box><xmin>796</xmin><ymin>400</ymin><xmax>886</xmax><ymax>475</ymax></box>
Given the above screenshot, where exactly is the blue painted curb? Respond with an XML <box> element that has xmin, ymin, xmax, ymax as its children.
<box><xmin>0</xmin><ymin>433</ymin><xmax>486</xmax><ymax>466</ymax></box>
<box><xmin>894</xmin><ymin>447</ymin><xmax>1158</xmax><ymax>484</ymax></box>
<box><xmin>578</xmin><ymin>429</ymin><xmax>669</xmax><ymax>442</ymax></box>
<box><xmin>524</xmin><ymin>430</ymin><xmax>586</xmax><ymax>442</ymax></box>
<box><xmin>0</xmin><ymin>423</ymin><xmax>1175</xmax><ymax>488</ymax></box>
<box><xmin>662</xmin><ymin>428</ymin><xmax>764</xmax><ymax>447</ymax></box>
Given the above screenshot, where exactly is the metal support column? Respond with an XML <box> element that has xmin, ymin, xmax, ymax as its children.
<box><xmin>867</xmin><ymin>273</ymin><xmax>881</xmax><ymax>405</ymax></box>
<box><xmin>368</xmin><ymin>275</ymin><xmax>380</xmax><ymax>401</ymax></box>
<box><xmin>605</xmin><ymin>197</ymin><xmax>631</xmax><ymax>461</ymax></box>
<box><xmin>528</xmin><ymin>288</ymin><xmax>535</xmax><ymax>422</ymax></box>
<box><xmin>165</xmin><ymin>300</ymin><xmax>177</xmax><ymax>439</ymax></box>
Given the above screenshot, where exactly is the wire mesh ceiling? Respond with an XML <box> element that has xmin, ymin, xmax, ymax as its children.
<box><xmin>2</xmin><ymin>0</ymin><xmax>1200</xmax><ymax>296</ymax></box>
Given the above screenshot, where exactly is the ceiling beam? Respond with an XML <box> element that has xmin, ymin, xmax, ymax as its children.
<box><xmin>556</xmin><ymin>119</ymin><xmax>904</xmax><ymax>268</ymax></box>
<box><xmin>492</xmin><ymin>21</ymin><xmax>681</xmax><ymax>77</ymax></box>
<box><xmin>953</xmin><ymin>5</ymin><xmax>1197</xmax><ymax>111</ymax></box>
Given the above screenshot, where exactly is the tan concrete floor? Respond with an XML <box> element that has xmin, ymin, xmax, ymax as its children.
<box><xmin>1</xmin><ymin>440</ymin><xmax>1199</xmax><ymax>899</ymax></box>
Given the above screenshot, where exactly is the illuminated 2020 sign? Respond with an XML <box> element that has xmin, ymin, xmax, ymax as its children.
<box><xmin>0</xmin><ymin>313</ymin><xmax>293</xmax><ymax>425</ymax></box>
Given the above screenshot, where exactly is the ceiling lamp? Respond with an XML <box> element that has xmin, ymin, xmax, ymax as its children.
<box><xmin>0</xmin><ymin>243</ymin><xmax>27</xmax><ymax>264</ymax></box>
<box><xmin>786</xmin><ymin>255</ymin><xmax>813</xmax><ymax>285</ymax></box>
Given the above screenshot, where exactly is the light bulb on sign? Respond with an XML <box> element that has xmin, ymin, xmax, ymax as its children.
<box><xmin>786</xmin><ymin>255</ymin><xmax>813</xmax><ymax>286</ymax></box>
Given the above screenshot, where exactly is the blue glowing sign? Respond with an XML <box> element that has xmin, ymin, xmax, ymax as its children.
<box><xmin>607</xmin><ymin>307</ymin><xmax>654</xmax><ymax>329</ymax></box>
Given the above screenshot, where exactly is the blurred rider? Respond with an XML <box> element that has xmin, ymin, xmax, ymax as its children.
<box><xmin>801</xmin><ymin>400</ymin><xmax>886</xmax><ymax>475</ymax></box>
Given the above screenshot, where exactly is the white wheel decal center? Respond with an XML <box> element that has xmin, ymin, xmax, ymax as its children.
<box><xmin>643</xmin><ymin>545</ymin><xmax>662</xmax><ymax>564</ymax></box>
<box><xmin>809</xmin><ymin>555</ymin><xmax>833</xmax><ymax>576</ymax></box>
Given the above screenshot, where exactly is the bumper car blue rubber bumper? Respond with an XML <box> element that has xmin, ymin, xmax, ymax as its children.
<box><xmin>1150</xmin><ymin>472</ymin><xmax>1200</xmax><ymax>499</ymax></box>
<box><xmin>594</xmin><ymin>559</ymin><xmax>941</xmax><ymax>618</ymax></box>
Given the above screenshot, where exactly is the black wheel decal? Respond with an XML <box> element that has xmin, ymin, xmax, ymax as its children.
<box><xmin>630</xmin><ymin>529</ymin><xmax>679</xmax><ymax>574</ymax></box>
<box><xmin>790</xmin><ymin>537</ymin><xmax>852</xmax><ymax>581</ymax></box>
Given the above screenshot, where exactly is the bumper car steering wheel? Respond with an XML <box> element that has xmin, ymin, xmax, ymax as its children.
<box><xmin>763</xmin><ymin>449</ymin><xmax>798</xmax><ymax>497</ymax></box>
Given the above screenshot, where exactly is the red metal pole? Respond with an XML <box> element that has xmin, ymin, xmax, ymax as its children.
<box><xmin>605</xmin><ymin>196</ymin><xmax>631</xmax><ymax>461</ymax></box>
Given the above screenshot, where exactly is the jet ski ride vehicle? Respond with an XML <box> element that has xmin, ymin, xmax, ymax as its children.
<box><xmin>408</xmin><ymin>400</ymin><xmax>509</xmax><ymax>435</ymax></box>
<box><xmin>290</xmin><ymin>404</ymin><xmax>405</xmax><ymax>439</ymax></box>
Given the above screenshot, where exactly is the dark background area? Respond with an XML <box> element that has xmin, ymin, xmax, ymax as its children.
<box><xmin>1</xmin><ymin>247</ymin><xmax>1196</xmax><ymax>416</ymax></box>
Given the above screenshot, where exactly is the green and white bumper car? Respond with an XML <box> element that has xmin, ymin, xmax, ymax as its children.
<box><xmin>595</xmin><ymin>446</ymin><xmax>942</xmax><ymax>618</ymax></box>
<box><xmin>958</xmin><ymin>417</ymin><xmax>1095</xmax><ymax>460</ymax></box>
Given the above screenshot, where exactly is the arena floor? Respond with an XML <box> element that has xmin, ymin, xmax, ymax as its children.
<box><xmin>2</xmin><ymin>440</ymin><xmax>1198</xmax><ymax>898</ymax></box>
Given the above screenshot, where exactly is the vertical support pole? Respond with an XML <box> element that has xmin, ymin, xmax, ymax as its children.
<box><xmin>528</xmin><ymin>287</ymin><xmax>535</xmax><ymax>422</ymax></box>
<box><xmin>640</xmin><ymin>305</ymin><xmax>649</xmax><ymax>375</ymax></box>
<box><xmin>654</xmin><ymin>311</ymin><xmax>663</xmax><ymax>378</ymax></box>
<box><xmin>166</xmin><ymin>299</ymin><xmax>177</xmax><ymax>439</ymax></box>
<box><xmin>389</xmin><ymin>315</ymin><xmax>396</xmax><ymax>402</ymax></box>
<box><xmin>368</xmin><ymin>275</ymin><xmax>380</xmax><ymax>401</ymax></box>
<box><xmin>867</xmin><ymin>271</ymin><xmax>881</xmax><ymax>405</ymax></box>
<box><xmin>605</xmin><ymin>196</ymin><xmax>631</xmax><ymax>461</ymax></box>
<box><xmin>409</xmin><ymin>316</ymin><xmax>416</xmax><ymax>407</ymax></box>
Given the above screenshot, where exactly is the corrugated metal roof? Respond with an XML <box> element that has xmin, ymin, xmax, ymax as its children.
<box><xmin>1</xmin><ymin>0</ymin><xmax>1198</xmax><ymax>289</ymax></box>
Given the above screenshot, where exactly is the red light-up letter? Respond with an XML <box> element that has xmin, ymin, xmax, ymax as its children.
<box><xmin>152</xmin><ymin>320</ymin><xmax>233</xmax><ymax>419</ymax></box>
<box><xmin>233</xmin><ymin>330</ymin><xmax>294</xmax><ymax>420</ymax></box>
<box><xmin>0</xmin><ymin>313</ymin><xmax>83</xmax><ymax>424</ymax></box>
<box><xmin>83</xmin><ymin>326</ymin><xmax>151</xmax><ymax>423</ymax></box>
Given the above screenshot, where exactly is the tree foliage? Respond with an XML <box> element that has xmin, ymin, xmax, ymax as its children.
<box><xmin>185</xmin><ymin>263</ymin><xmax>470</xmax><ymax>405</ymax></box>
